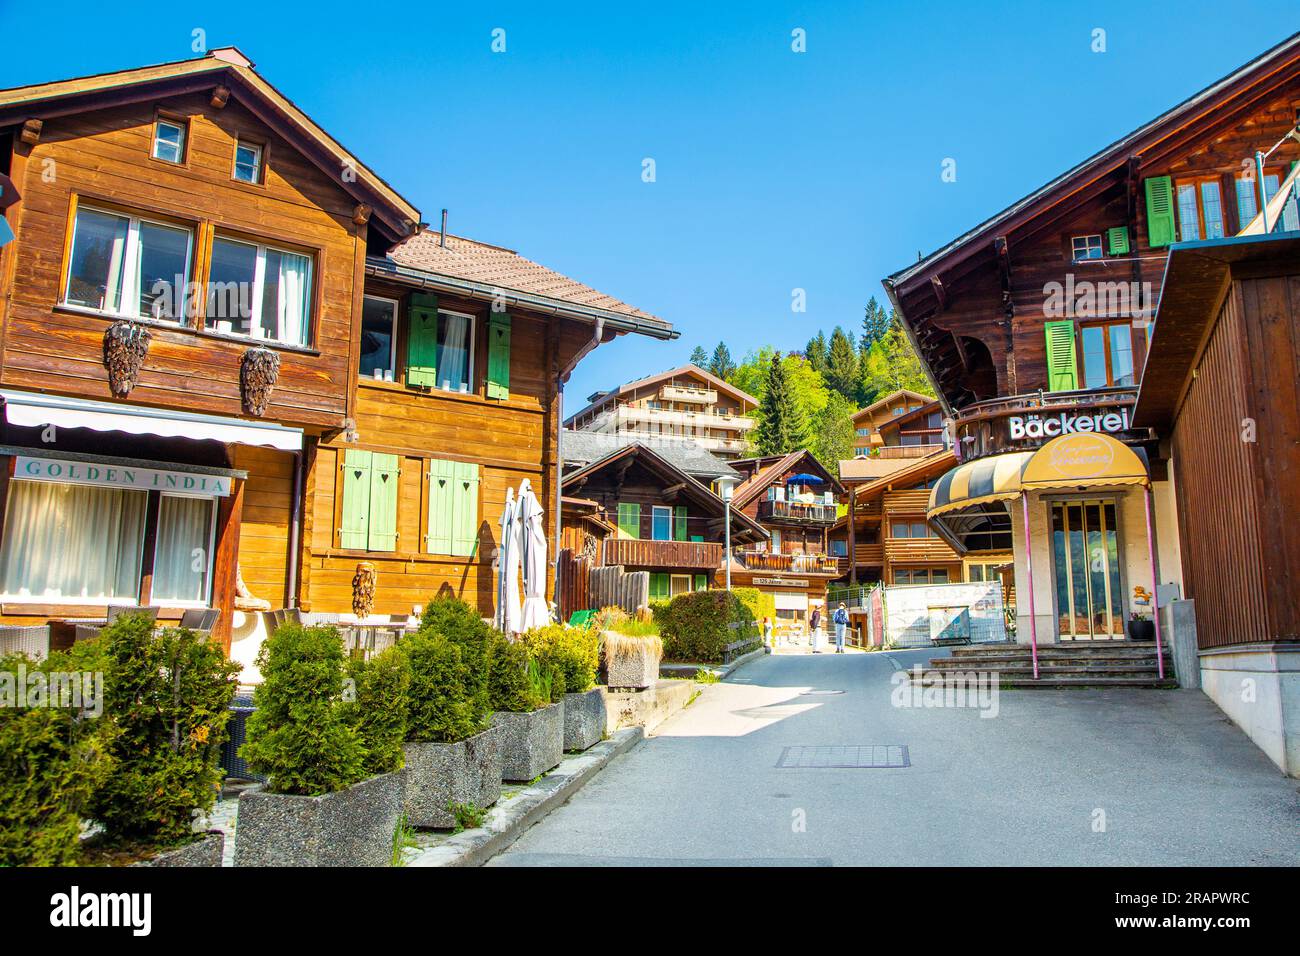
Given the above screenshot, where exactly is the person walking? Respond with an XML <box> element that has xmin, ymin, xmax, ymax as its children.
<box><xmin>762</xmin><ymin>616</ymin><xmax>774</xmax><ymax>650</ymax></box>
<box><xmin>809</xmin><ymin>606</ymin><xmax>822</xmax><ymax>653</ymax></box>
<box><xmin>833</xmin><ymin>602</ymin><xmax>850</xmax><ymax>653</ymax></box>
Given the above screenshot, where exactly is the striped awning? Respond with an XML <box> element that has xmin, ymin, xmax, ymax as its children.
<box><xmin>929</xmin><ymin>433</ymin><xmax>1149</xmax><ymax>520</ymax></box>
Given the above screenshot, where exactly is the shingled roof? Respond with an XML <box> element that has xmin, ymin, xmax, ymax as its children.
<box><xmin>561</xmin><ymin>430</ymin><xmax>737</xmax><ymax>481</ymax></box>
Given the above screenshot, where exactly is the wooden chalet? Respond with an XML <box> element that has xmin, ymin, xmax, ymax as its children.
<box><xmin>0</xmin><ymin>48</ymin><xmax>673</xmax><ymax>670</ymax></box>
<box><xmin>882</xmin><ymin>32</ymin><xmax>1300</xmax><ymax>653</ymax></box>
<box><xmin>850</xmin><ymin>389</ymin><xmax>943</xmax><ymax>457</ymax></box>
<box><xmin>724</xmin><ymin>450</ymin><xmax>844</xmax><ymax>634</ymax></box>
<box><xmin>558</xmin><ymin>436</ymin><xmax>765</xmax><ymax>602</ymax></box>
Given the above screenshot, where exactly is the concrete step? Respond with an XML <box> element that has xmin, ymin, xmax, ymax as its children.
<box><xmin>927</xmin><ymin>661</ymin><xmax>1164</xmax><ymax>675</ymax></box>
<box><xmin>948</xmin><ymin>643</ymin><xmax>1166</xmax><ymax>658</ymax></box>
<box><xmin>928</xmin><ymin>656</ymin><xmax>1165</xmax><ymax>670</ymax></box>
<box><xmin>910</xmin><ymin>674</ymin><xmax>1177</xmax><ymax>689</ymax></box>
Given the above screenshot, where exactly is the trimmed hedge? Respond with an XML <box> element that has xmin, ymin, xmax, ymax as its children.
<box><xmin>419</xmin><ymin>596</ymin><xmax>492</xmax><ymax>718</ymax></box>
<box><xmin>488</xmin><ymin>633</ymin><xmax>546</xmax><ymax>713</ymax></box>
<box><xmin>732</xmin><ymin>587</ymin><xmax>775</xmax><ymax>626</ymax></box>
<box><xmin>342</xmin><ymin>645</ymin><xmax>411</xmax><ymax>774</ymax></box>
<box><xmin>655</xmin><ymin>590</ymin><xmax>760</xmax><ymax>663</ymax></box>
<box><xmin>404</xmin><ymin>630</ymin><xmax>482</xmax><ymax>743</ymax></box>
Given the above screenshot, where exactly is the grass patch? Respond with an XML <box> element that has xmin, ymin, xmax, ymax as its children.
<box><xmin>391</xmin><ymin>814</ymin><xmax>418</xmax><ymax>866</ymax></box>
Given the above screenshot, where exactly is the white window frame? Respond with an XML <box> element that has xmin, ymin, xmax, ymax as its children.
<box><xmin>1071</xmin><ymin>234</ymin><xmax>1103</xmax><ymax>261</ymax></box>
<box><xmin>670</xmin><ymin>574</ymin><xmax>692</xmax><ymax>597</ymax></box>
<box><xmin>651</xmin><ymin>505</ymin><xmax>672</xmax><ymax>542</ymax></box>
<box><xmin>360</xmin><ymin>294</ymin><xmax>400</xmax><ymax>380</ymax></box>
<box><xmin>152</xmin><ymin>118</ymin><xmax>186</xmax><ymax>164</ymax></box>
<box><xmin>207</xmin><ymin>234</ymin><xmax>314</xmax><ymax>347</ymax></box>
<box><xmin>151</xmin><ymin>491</ymin><xmax>219</xmax><ymax>608</ymax></box>
<box><xmin>435</xmin><ymin>308</ymin><xmax>476</xmax><ymax>393</ymax></box>
<box><xmin>61</xmin><ymin>205</ymin><xmax>194</xmax><ymax>324</ymax></box>
<box><xmin>233</xmin><ymin>141</ymin><xmax>263</xmax><ymax>183</ymax></box>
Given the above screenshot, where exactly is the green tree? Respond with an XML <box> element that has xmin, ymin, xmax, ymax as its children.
<box><xmin>755</xmin><ymin>352</ymin><xmax>807</xmax><ymax>454</ymax></box>
<box><xmin>858</xmin><ymin>323</ymin><xmax>934</xmax><ymax>405</ymax></box>
<box><xmin>804</xmin><ymin>331</ymin><xmax>828</xmax><ymax>374</ymax></box>
<box><xmin>824</xmin><ymin>326</ymin><xmax>859</xmax><ymax>401</ymax></box>
<box><xmin>689</xmin><ymin>345</ymin><xmax>709</xmax><ymax>367</ymax></box>
<box><xmin>860</xmin><ymin>296</ymin><xmax>891</xmax><ymax>356</ymax></box>
<box><xmin>709</xmin><ymin>341</ymin><xmax>735</xmax><ymax>380</ymax></box>
<box><xmin>809</xmin><ymin>391</ymin><xmax>858</xmax><ymax>470</ymax></box>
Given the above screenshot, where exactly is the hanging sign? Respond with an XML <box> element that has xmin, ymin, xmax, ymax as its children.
<box><xmin>14</xmin><ymin>456</ymin><xmax>232</xmax><ymax>497</ymax></box>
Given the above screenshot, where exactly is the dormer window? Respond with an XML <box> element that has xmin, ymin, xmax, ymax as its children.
<box><xmin>233</xmin><ymin>141</ymin><xmax>263</xmax><ymax>184</ymax></box>
<box><xmin>152</xmin><ymin>118</ymin><xmax>187</xmax><ymax>164</ymax></box>
<box><xmin>1071</xmin><ymin>234</ymin><xmax>1103</xmax><ymax>261</ymax></box>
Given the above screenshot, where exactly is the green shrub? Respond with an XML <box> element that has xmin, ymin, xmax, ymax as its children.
<box><xmin>87</xmin><ymin>615</ymin><xmax>240</xmax><ymax>848</ymax></box>
<box><xmin>655</xmin><ymin>590</ymin><xmax>759</xmax><ymax>663</ymax></box>
<box><xmin>0</xmin><ymin>651</ymin><xmax>115</xmax><ymax>865</ymax></box>
<box><xmin>405</xmin><ymin>630</ymin><xmax>482</xmax><ymax>743</ymax></box>
<box><xmin>241</xmin><ymin>624</ymin><xmax>368</xmax><ymax>796</ymax></box>
<box><xmin>732</xmin><ymin>587</ymin><xmax>775</xmax><ymax>626</ymax></box>
<box><xmin>488</xmin><ymin>633</ymin><xmax>545</xmax><ymax>713</ymax></box>
<box><xmin>419</xmin><ymin>596</ymin><xmax>492</xmax><ymax>716</ymax></box>
<box><xmin>520</xmin><ymin>624</ymin><xmax>599</xmax><ymax>694</ymax></box>
<box><xmin>342</xmin><ymin>645</ymin><xmax>410</xmax><ymax>775</ymax></box>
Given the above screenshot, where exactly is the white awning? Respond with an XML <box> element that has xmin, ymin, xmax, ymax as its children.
<box><xmin>1</xmin><ymin>390</ymin><xmax>303</xmax><ymax>451</ymax></box>
<box><xmin>773</xmin><ymin>592</ymin><xmax>809</xmax><ymax>611</ymax></box>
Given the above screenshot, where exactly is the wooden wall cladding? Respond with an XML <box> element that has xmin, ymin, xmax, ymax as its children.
<box><xmin>3</xmin><ymin>92</ymin><xmax>362</xmax><ymax>428</ymax></box>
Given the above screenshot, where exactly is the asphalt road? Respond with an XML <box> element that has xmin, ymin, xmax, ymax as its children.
<box><xmin>490</xmin><ymin>648</ymin><xmax>1300</xmax><ymax>866</ymax></box>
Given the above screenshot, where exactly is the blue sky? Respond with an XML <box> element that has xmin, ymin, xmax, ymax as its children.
<box><xmin>2</xmin><ymin>2</ymin><xmax>1294</xmax><ymax>403</ymax></box>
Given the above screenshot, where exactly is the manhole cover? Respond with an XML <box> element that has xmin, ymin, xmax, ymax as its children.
<box><xmin>776</xmin><ymin>745</ymin><xmax>910</xmax><ymax>769</ymax></box>
<box><xmin>799</xmin><ymin>689</ymin><xmax>845</xmax><ymax>696</ymax></box>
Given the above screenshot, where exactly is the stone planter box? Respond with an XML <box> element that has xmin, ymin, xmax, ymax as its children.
<box><xmin>132</xmin><ymin>830</ymin><xmax>224</xmax><ymax>867</ymax></box>
<box><xmin>233</xmin><ymin>770</ymin><xmax>402</xmax><ymax>867</ymax></box>
<box><xmin>605</xmin><ymin>647</ymin><xmax>660</xmax><ymax>689</ymax></box>
<box><xmin>402</xmin><ymin>725</ymin><xmax>502</xmax><ymax>829</ymax></box>
<box><xmin>563</xmin><ymin>687</ymin><xmax>606</xmax><ymax>752</ymax></box>
<box><xmin>492</xmin><ymin>702</ymin><xmax>563</xmax><ymax>782</ymax></box>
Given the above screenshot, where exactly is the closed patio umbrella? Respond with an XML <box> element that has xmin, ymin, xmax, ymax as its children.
<box><xmin>500</xmin><ymin>487</ymin><xmax>523</xmax><ymax>635</ymax></box>
<box><xmin>517</xmin><ymin>479</ymin><xmax>549</xmax><ymax>632</ymax></box>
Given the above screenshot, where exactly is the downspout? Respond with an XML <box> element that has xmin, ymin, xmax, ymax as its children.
<box><xmin>552</xmin><ymin>317</ymin><xmax>606</xmax><ymax>613</ymax></box>
<box><xmin>286</xmin><ymin>447</ymin><xmax>304</xmax><ymax>608</ymax></box>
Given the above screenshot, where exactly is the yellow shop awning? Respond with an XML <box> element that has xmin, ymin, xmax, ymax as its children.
<box><xmin>929</xmin><ymin>433</ymin><xmax>1148</xmax><ymax>520</ymax></box>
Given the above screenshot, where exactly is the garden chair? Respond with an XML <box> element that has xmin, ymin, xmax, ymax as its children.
<box><xmin>0</xmin><ymin>624</ymin><xmax>50</xmax><ymax>660</ymax></box>
<box><xmin>179</xmin><ymin>607</ymin><xmax>221</xmax><ymax>639</ymax></box>
<box><xmin>75</xmin><ymin>605</ymin><xmax>160</xmax><ymax>642</ymax></box>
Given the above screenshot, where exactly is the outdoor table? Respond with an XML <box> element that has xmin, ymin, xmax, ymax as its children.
<box><xmin>48</xmin><ymin>618</ymin><xmax>107</xmax><ymax>652</ymax></box>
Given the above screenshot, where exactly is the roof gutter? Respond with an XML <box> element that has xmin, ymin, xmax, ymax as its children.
<box><xmin>365</xmin><ymin>257</ymin><xmax>678</xmax><ymax>341</ymax></box>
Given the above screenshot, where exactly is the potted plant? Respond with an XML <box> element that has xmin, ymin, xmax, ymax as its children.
<box><xmin>522</xmin><ymin>623</ymin><xmax>604</xmax><ymax>752</ymax></box>
<box><xmin>489</xmin><ymin>634</ymin><xmax>564</xmax><ymax>782</ymax></box>
<box><xmin>73</xmin><ymin>615</ymin><xmax>240</xmax><ymax>866</ymax></box>
<box><xmin>1127</xmin><ymin>611</ymin><xmax>1155</xmax><ymax>641</ymax></box>
<box><xmin>236</xmin><ymin>624</ymin><xmax>406</xmax><ymax>866</ymax></box>
<box><xmin>400</xmin><ymin>598</ymin><xmax>502</xmax><ymax>829</ymax></box>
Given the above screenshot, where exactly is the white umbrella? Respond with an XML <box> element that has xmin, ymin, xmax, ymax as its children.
<box><xmin>517</xmin><ymin>479</ymin><xmax>549</xmax><ymax>632</ymax></box>
<box><xmin>496</xmin><ymin>487</ymin><xmax>521</xmax><ymax>633</ymax></box>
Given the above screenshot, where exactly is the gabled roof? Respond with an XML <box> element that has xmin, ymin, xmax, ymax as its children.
<box><xmin>884</xmin><ymin>31</ymin><xmax>1300</xmax><ymax>295</ymax></box>
<box><xmin>562</xmin><ymin>430</ymin><xmax>736</xmax><ymax>480</ymax></box>
<box><xmin>838</xmin><ymin>455</ymin><xmax>919</xmax><ymax>483</ymax></box>
<box><xmin>730</xmin><ymin>449</ymin><xmax>845</xmax><ymax>508</ymax></box>
<box><xmin>377</xmin><ymin>229</ymin><xmax>671</xmax><ymax>333</ymax></box>
<box><xmin>571</xmin><ymin>364</ymin><xmax>758</xmax><ymax>418</ymax></box>
<box><xmin>0</xmin><ymin>47</ymin><xmax>420</xmax><ymax>243</ymax></box>
<box><xmin>851</xmin><ymin>389</ymin><xmax>935</xmax><ymax>422</ymax></box>
<box><xmin>561</xmin><ymin>442</ymin><xmax>767</xmax><ymax>541</ymax></box>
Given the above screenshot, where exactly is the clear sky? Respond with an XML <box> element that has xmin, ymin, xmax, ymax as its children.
<box><xmin>2</xmin><ymin>1</ymin><xmax>1294</xmax><ymax>405</ymax></box>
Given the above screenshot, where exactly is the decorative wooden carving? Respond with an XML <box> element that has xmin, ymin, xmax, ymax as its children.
<box><xmin>20</xmin><ymin>119</ymin><xmax>42</xmax><ymax>146</ymax></box>
<box><xmin>240</xmin><ymin>347</ymin><xmax>280</xmax><ymax>416</ymax></box>
<box><xmin>234</xmin><ymin>563</ymin><xmax>271</xmax><ymax>612</ymax></box>
<box><xmin>352</xmin><ymin>562</ymin><xmax>377</xmax><ymax>619</ymax></box>
<box><xmin>352</xmin><ymin>203</ymin><xmax>372</xmax><ymax>226</ymax></box>
<box><xmin>102</xmin><ymin>320</ymin><xmax>152</xmax><ymax>397</ymax></box>
<box><xmin>211</xmin><ymin>85</ymin><xmax>230</xmax><ymax>109</ymax></box>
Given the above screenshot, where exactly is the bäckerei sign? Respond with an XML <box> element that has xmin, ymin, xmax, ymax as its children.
<box><xmin>1007</xmin><ymin>407</ymin><xmax>1130</xmax><ymax>441</ymax></box>
<box><xmin>14</xmin><ymin>456</ymin><xmax>232</xmax><ymax>497</ymax></box>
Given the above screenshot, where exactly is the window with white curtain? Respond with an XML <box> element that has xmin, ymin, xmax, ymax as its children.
<box><xmin>207</xmin><ymin>235</ymin><xmax>313</xmax><ymax>346</ymax></box>
<box><xmin>151</xmin><ymin>495</ymin><xmax>216</xmax><ymax>605</ymax></box>
<box><xmin>63</xmin><ymin>206</ymin><xmax>193</xmax><ymax>322</ymax></box>
<box><xmin>0</xmin><ymin>481</ymin><xmax>147</xmax><ymax>602</ymax></box>
<box><xmin>436</xmin><ymin>310</ymin><xmax>474</xmax><ymax>392</ymax></box>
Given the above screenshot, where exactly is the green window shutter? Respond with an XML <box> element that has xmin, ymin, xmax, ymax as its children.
<box><xmin>690</xmin><ymin>534</ymin><xmax>704</xmax><ymax>543</ymax></box>
<box><xmin>650</xmin><ymin>572</ymin><xmax>670</xmax><ymax>602</ymax></box>
<box><xmin>486</xmin><ymin>312</ymin><xmax>511</xmax><ymax>399</ymax></box>
<box><xmin>449</xmin><ymin>461</ymin><xmax>481</xmax><ymax>557</ymax></box>
<box><xmin>426</xmin><ymin>457</ymin><xmax>456</xmax><ymax>554</ymax></box>
<box><xmin>407</xmin><ymin>293</ymin><xmax>439</xmax><ymax>387</ymax></box>
<box><xmin>339</xmin><ymin>449</ymin><xmax>372</xmax><ymax>550</ymax></box>
<box><xmin>366</xmin><ymin>453</ymin><xmax>400</xmax><ymax>552</ymax></box>
<box><xmin>617</xmin><ymin>502</ymin><xmax>640</xmax><ymax>539</ymax></box>
<box><xmin>1144</xmin><ymin>176</ymin><xmax>1176</xmax><ymax>248</ymax></box>
<box><xmin>694</xmin><ymin>573</ymin><xmax>708</xmax><ymax>592</ymax></box>
<box><xmin>1044</xmin><ymin>320</ymin><xmax>1078</xmax><ymax>392</ymax></box>
<box><xmin>673</xmin><ymin>505</ymin><xmax>687</xmax><ymax>541</ymax></box>
<box><xmin>1106</xmin><ymin>226</ymin><xmax>1130</xmax><ymax>256</ymax></box>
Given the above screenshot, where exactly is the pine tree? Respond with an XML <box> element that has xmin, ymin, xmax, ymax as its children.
<box><xmin>860</xmin><ymin>296</ymin><xmax>890</xmax><ymax>355</ymax></box>
<box><xmin>804</xmin><ymin>331</ymin><xmax>828</xmax><ymax>374</ymax></box>
<box><xmin>825</xmin><ymin>326</ymin><xmax>859</xmax><ymax>401</ymax></box>
<box><xmin>689</xmin><ymin>345</ymin><xmax>709</xmax><ymax>367</ymax></box>
<box><xmin>755</xmin><ymin>352</ymin><xmax>805</xmax><ymax>455</ymax></box>
<box><xmin>709</xmin><ymin>341</ymin><xmax>735</xmax><ymax>380</ymax></box>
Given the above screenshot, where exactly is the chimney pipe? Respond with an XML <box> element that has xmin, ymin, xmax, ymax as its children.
<box><xmin>440</xmin><ymin>209</ymin><xmax>447</xmax><ymax>248</ymax></box>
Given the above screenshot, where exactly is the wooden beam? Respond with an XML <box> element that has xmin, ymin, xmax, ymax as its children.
<box><xmin>929</xmin><ymin>275</ymin><xmax>948</xmax><ymax>311</ymax></box>
<box><xmin>211</xmin><ymin>477</ymin><xmax>246</xmax><ymax>654</ymax></box>
<box><xmin>19</xmin><ymin>119</ymin><xmax>41</xmax><ymax>146</ymax></box>
<box><xmin>352</xmin><ymin>203</ymin><xmax>372</xmax><ymax>227</ymax></box>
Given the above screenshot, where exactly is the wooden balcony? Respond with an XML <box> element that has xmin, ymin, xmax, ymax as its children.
<box><xmin>757</xmin><ymin>499</ymin><xmax>839</xmax><ymax>525</ymax></box>
<box><xmin>877</xmin><ymin>444</ymin><xmax>946</xmax><ymax>459</ymax></box>
<box><xmin>733</xmin><ymin>550</ymin><xmax>842</xmax><ymax>575</ymax></box>
<box><xmin>603</xmin><ymin>538</ymin><xmax>723</xmax><ymax>570</ymax></box>
<box><xmin>882</xmin><ymin>489</ymin><xmax>932</xmax><ymax>514</ymax></box>
<box><xmin>884</xmin><ymin>538</ymin><xmax>960</xmax><ymax>564</ymax></box>
<box><xmin>836</xmin><ymin>543</ymin><xmax>884</xmax><ymax>574</ymax></box>
<box><xmin>659</xmin><ymin>384</ymin><xmax>717</xmax><ymax>405</ymax></box>
<box><xmin>952</xmin><ymin>386</ymin><xmax>1149</xmax><ymax>463</ymax></box>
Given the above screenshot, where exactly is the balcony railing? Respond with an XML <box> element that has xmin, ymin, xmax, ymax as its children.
<box><xmin>659</xmin><ymin>384</ymin><xmax>717</xmax><ymax>404</ymax></box>
<box><xmin>877</xmin><ymin>444</ymin><xmax>946</xmax><ymax>459</ymax></box>
<box><xmin>603</xmin><ymin>538</ymin><xmax>723</xmax><ymax>570</ymax></box>
<box><xmin>882</xmin><ymin>489</ymin><xmax>932</xmax><ymax>514</ymax></box>
<box><xmin>612</xmin><ymin>405</ymin><xmax>756</xmax><ymax>432</ymax></box>
<box><xmin>732</xmin><ymin>550</ymin><xmax>842</xmax><ymax>575</ymax></box>
<box><xmin>952</xmin><ymin>386</ymin><xmax>1149</xmax><ymax>463</ymax></box>
<box><xmin>757</xmin><ymin>499</ymin><xmax>839</xmax><ymax>524</ymax></box>
<box><xmin>884</xmin><ymin>538</ymin><xmax>959</xmax><ymax>564</ymax></box>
